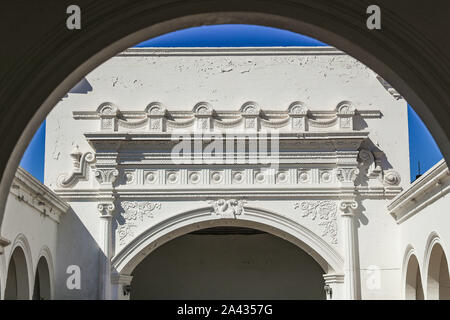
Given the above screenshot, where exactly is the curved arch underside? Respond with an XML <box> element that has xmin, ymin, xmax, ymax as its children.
<box><xmin>4</xmin><ymin>247</ymin><xmax>30</xmax><ymax>300</ymax></box>
<box><xmin>33</xmin><ymin>257</ymin><xmax>51</xmax><ymax>300</ymax></box>
<box><xmin>0</xmin><ymin>0</ymin><xmax>449</xmax><ymax>228</ymax></box>
<box><xmin>426</xmin><ymin>243</ymin><xmax>450</xmax><ymax>300</ymax></box>
<box><xmin>405</xmin><ymin>253</ymin><xmax>424</xmax><ymax>300</ymax></box>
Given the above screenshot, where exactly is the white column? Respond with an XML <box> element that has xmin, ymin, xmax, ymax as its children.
<box><xmin>339</xmin><ymin>200</ymin><xmax>360</xmax><ymax>299</ymax></box>
<box><xmin>97</xmin><ymin>202</ymin><xmax>115</xmax><ymax>300</ymax></box>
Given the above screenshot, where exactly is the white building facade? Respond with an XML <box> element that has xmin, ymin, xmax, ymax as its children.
<box><xmin>0</xmin><ymin>47</ymin><xmax>448</xmax><ymax>300</ymax></box>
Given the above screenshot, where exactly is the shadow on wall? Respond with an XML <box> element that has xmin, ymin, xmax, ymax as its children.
<box><xmin>54</xmin><ymin>207</ymin><xmax>102</xmax><ymax>299</ymax></box>
<box><xmin>130</xmin><ymin>230</ymin><xmax>326</xmax><ymax>299</ymax></box>
<box><xmin>63</xmin><ymin>78</ymin><xmax>93</xmax><ymax>98</ymax></box>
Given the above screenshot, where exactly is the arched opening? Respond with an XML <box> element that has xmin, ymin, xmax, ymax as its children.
<box><xmin>32</xmin><ymin>257</ymin><xmax>51</xmax><ymax>300</ymax></box>
<box><xmin>130</xmin><ymin>226</ymin><xmax>325</xmax><ymax>299</ymax></box>
<box><xmin>4</xmin><ymin>247</ymin><xmax>30</xmax><ymax>300</ymax></box>
<box><xmin>113</xmin><ymin>207</ymin><xmax>343</xmax><ymax>277</ymax></box>
<box><xmin>427</xmin><ymin>243</ymin><xmax>450</xmax><ymax>300</ymax></box>
<box><xmin>405</xmin><ymin>254</ymin><xmax>424</xmax><ymax>300</ymax></box>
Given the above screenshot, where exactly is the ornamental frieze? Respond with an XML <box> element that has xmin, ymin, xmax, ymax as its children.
<box><xmin>73</xmin><ymin>101</ymin><xmax>382</xmax><ymax>133</ymax></box>
<box><xmin>55</xmin><ymin>102</ymin><xmax>402</xmax><ymax>199</ymax></box>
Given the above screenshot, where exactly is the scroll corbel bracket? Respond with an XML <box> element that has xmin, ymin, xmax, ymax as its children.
<box><xmin>358</xmin><ymin>149</ymin><xmax>382</xmax><ymax>178</ymax></box>
<box><xmin>57</xmin><ymin>148</ymin><xmax>95</xmax><ymax>188</ymax></box>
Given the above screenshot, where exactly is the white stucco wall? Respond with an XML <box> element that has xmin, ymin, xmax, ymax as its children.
<box><xmin>45</xmin><ymin>47</ymin><xmax>410</xmax><ymax>188</ymax></box>
<box><xmin>41</xmin><ymin>47</ymin><xmax>416</xmax><ymax>300</ymax></box>
<box><xmin>0</xmin><ymin>168</ymin><xmax>67</xmax><ymax>299</ymax></box>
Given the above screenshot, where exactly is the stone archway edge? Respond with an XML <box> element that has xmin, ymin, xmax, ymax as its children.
<box><xmin>111</xmin><ymin>205</ymin><xmax>344</xmax><ymax>276</ymax></box>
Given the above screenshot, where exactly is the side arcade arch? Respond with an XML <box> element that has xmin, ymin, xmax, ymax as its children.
<box><xmin>32</xmin><ymin>247</ymin><xmax>54</xmax><ymax>300</ymax></box>
<box><xmin>403</xmin><ymin>247</ymin><xmax>425</xmax><ymax>300</ymax></box>
<box><xmin>424</xmin><ymin>234</ymin><xmax>450</xmax><ymax>300</ymax></box>
<box><xmin>4</xmin><ymin>234</ymin><xmax>33</xmax><ymax>300</ymax></box>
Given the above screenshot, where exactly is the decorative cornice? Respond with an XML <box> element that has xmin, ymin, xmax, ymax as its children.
<box><xmin>54</xmin><ymin>186</ymin><xmax>401</xmax><ymax>200</ymax></box>
<box><xmin>388</xmin><ymin>159</ymin><xmax>449</xmax><ymax>223</ymax></box>
<box><xmin>117</xmin><ymin>47</ymin><xmax>346</xmax><ymax>57</ymax></box>
<box><xmin>74</xmin><ymin>101</ymin><xmax>381</xmax><ymax>134</ymax></box>
<box><xmin>10</xmin><ymin>166</ymin><xmax>69</xmax><ymax>222</ymax></box>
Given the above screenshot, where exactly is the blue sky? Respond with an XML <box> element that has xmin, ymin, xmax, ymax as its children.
<box><xmin>20</xmin><ymin>24</ymin><xmax>442</xmax><ymax>183</ymax></box>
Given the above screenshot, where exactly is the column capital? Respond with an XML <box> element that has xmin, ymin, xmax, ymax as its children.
<box><xmin>97</xmin><ymin>202</ymin><xmax>115</xmax><ymax>218</ymax></box>
<box><xmin>111</xmin><ymin>273</ymin><xmax>133</xmax><ymax>299</ymax></box>
<box><xmin>339</xmin><ymin>200</ymin><xmax>358</xmax><ymax>216</ymax></box>
<box><xmin>111</xmin><ymin>273</ymin><xmax>133</xmax><ymax>285</ymax></box>
<box><xmin>323</xmin><ymin>273</ymin><xmax>345</xmax><ymax>284</ymax></box>
<box><xmin>94</xmin><ymin>168</ymin><xmax>119</xmax><ymax>187</ymax></box>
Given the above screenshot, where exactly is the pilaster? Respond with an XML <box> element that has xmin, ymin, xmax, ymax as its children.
<box><xmin>339</xmin><ymin>200</ymin><xmax>361</xmax><ymax>299</ymax></box>
<box><xmin>97</xmin><ymin>202</ymin><xmax>115</xmax><ymax>300</ymax></box>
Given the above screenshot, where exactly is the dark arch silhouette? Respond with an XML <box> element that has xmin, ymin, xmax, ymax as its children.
<box><xmin>32</xmin><ymin>257</ymin><xmax>52</xmax><ymax>300</ymax></box>
<box><xmin>0</xmin><ymin>1</ymin><xmax>449</xmax><ymax>227</ymax></box>
<box><xmin>4</xmin><ymin>247</ymin><xmax>30</xmax><ymax>300</ymax></box>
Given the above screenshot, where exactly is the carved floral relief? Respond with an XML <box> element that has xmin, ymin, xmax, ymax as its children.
<box><xmin>294</xmin><ymin>200</ymin><xmax>338</xmax><ymax>244</ymax></box>
<box><xmin>117</xmin><ymin>201</ymin><xmax>162</xmax><ymax>245</ymax></box>
<box><xmin>209</xmin><ymin>199</ymin><xmax>246</xmax><ymax>218</ymax></box>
